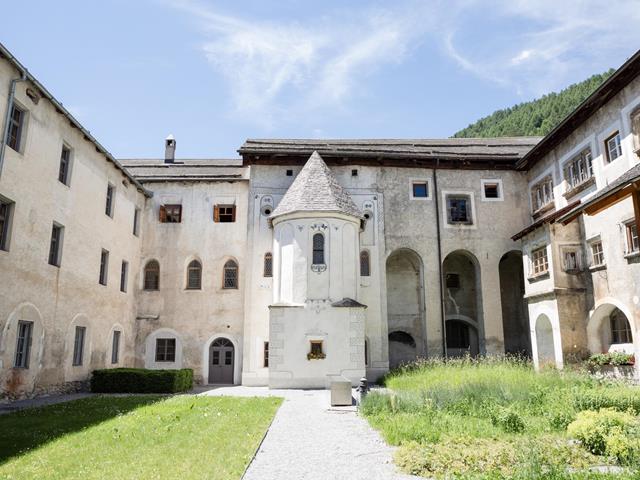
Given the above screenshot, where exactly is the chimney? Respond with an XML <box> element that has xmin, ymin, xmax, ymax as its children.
<box><xmin>164</xmin><ymin>134</ymin><xmax>176</xmax><ymax>163</ymax></box>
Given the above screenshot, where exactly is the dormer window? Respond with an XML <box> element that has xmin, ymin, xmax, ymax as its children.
<box><xmin>312</xmin><ymin>233</ymin><xmax>325</xmax><ymax>265</ymax></box>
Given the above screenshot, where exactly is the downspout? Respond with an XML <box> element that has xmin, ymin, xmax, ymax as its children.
<box><xmin>0</xmin><ymin>70</ymin><xmax>27</xmax><ymax>179</ymax></box>
<box><xmin>433</xmin><ymin>161</ymin><xmax>447</xmax><ymax>358</ymax></box>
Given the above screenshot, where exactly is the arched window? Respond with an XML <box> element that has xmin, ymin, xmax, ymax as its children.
<box><xmin>143</xmin><ymin>260</ymin><xmax>160</xmax><ymax>290</ymax></box>
<box><xmin>610</xmin><ymin>308</ymin><xmax>633</xmax><ymax>344</ymax></box>
<box><xmin>223</xmin><ymin>260</ymin><xmax>238</xmax><ymax>289</ymax></box>
<box><xmin>186</xmin><ymin>260</ymin><xmax>202</xmax><ymax>289</ymax></box>
<box><xmin>263</xmin><ymin>253</ymin><xmax>273</xmax><ymax>277</ymax></box>
<box><xmin>360</xmin><ymin>250</ymin><xmax>370</xmax><ymax>276</ymax></box>
<box><xmin>312</xmin><ymin>233</ymin><xmax>324</xmax><ymax>265</ymax></box>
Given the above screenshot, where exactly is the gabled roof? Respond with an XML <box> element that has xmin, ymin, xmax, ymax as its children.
<box><xmin>517</xmin><ymin>48</ymin><xmax>640</xmax><ymax>170</ymax></box>
<box><xmin>239</xmin><ymin>138</ymin><xmax>539</xmax><ymax>170</ymax></box>
<box><xmin>270</xmin><ymin>151</ymin><xmax>363</xmax><ymax>222</ymax></box>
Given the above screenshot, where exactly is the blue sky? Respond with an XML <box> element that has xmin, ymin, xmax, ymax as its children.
<box><xmin>3</xmin><ymin>0</ymin><xmax>640</xmax><ymax>158</ymax></box>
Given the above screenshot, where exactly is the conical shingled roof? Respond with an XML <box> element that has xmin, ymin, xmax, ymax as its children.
<box><xmin>270</xmin><ymin>151</ymin><xmax>364</xmax><ymax>222</ymax></box>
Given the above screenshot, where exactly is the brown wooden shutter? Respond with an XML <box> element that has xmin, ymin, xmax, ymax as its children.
<box><xmin>231</xmin><ymin>205</ymin><xmax>236</xmax><ymax>222</ymax></box>
<box><xmin>159</xmin><ymin>205</ymin><xmax>167</xmax><ymax>223</ymax></box>
<box><xmin>177</xmin><ymin>205</ymin><xmax>182</xmax><ymax>223</ymax></box>
<box><xmin>213</xmin><ymin>205</ymin><xmax>220</xmax><ymax>222</ymax></box>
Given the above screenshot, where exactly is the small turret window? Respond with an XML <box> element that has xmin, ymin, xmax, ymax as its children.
<box><xmin>312</xmin><ymin>233</ymin><xmax>325</xmax><ymax>265</ymax></box>
<box><xmin>360</xmin><ymin>251</ymin><xmax>370</xmax><ymax>276</ymax></box>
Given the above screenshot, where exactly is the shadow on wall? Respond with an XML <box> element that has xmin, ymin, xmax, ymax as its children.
<box><xmin>0</xmin><ymin>395</ymin><xmax>162</xmax><ymax>464</ymax></box>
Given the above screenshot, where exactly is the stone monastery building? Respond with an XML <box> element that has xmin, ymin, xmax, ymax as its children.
<box><xmin>1</xmin><ymin>42</ymin><xmax>640</xmax><ymax>398</ymax></box>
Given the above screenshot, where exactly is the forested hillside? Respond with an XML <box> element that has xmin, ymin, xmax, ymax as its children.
<box><xmin>453</xmin><ymin>70</ymin><xmax>614</xmax><ymax>138</ymax></box>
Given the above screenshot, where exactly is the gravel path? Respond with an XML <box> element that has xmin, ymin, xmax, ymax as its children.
<box><xmin>200</xmin><ymin>386</ymin><xmax>420</xmax><ymax>480</ymax></box>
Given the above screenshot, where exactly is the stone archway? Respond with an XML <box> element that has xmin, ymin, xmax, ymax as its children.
<box><xmin>534</xmin><ymin>314</ymin><xmax>555</xmax><ymax>366</ymax></box>
<box><xmin>499</xmin><ymin>251</ymin><xmax>531</xmax><ymax>356</ymax></box>
<box><xmin>442</xmin><ymin>250</ymin><xmax>484</xmax><ymax>356</ymax></box>
<box><xmin>385</xmin><ymin>249</ymin><xmax>425</xmax><ymax>365</ymax></box>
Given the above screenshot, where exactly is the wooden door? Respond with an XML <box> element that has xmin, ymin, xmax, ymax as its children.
<box><xmin>208</xmin><ymin>338</ymin><xmax>234</xmax><ymax>384</ymax></box>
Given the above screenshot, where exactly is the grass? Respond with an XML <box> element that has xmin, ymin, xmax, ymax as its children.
<box><xmin>0</xmin><ymin>394</ymin><xmax>282</xmax><ymax>480</ymax></box>
<box><xmin>361</xmin><ymin>356</ymin><xmax>640</xmax><ymax>479</ymax></box>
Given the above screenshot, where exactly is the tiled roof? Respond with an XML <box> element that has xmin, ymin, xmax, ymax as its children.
<box><xmin>121</xmin><ymin>159</ymin><xmax>247</xmax><ymax>182</ymax></box>
<box><xmin>270</xmin><ymin>151</ymin><xmax>363</xmax><ymax>221</ymax></box>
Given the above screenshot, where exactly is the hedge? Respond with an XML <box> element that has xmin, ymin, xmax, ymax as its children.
<box><xmin>91</xmin><ymin>368</ymin><xmax>193</xmax><ymax>393</ymax></box>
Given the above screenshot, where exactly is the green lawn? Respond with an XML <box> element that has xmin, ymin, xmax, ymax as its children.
<box><xmin>361</xmin><ymin>357</ymin><xmax>640</xmax><ymax>480</ymax></box>
<box><xmin>0</xmin><ymin>395</ymin><xmax>282</xmax><ymax>480</ymax></box>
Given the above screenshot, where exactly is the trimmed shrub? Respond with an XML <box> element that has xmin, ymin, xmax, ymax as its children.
<box><xmin>567</xmin><ymin>408</ymin><xmax>638</xmax><ymax>457</ymax></box>
<box><xmin>91</xmin><ymin>368</ymin><xmax>193</xmax><ymax>393</ymax></box>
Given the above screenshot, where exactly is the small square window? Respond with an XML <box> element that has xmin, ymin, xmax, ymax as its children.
<box><xmin>446</xmin><ymin>195</ymin><xmax>472</xmax><ymax>224</ymax></box>
<box><xmin>483</xmin><ymin>183</ymin><xmax>500</xmax><ymax>199</ymax></box>
<box><xmin>160</xmin><ymin>204</ymin><xmax>182</xmax><ymax>223</ymax></box>
<box><xmin>156</xmin><ymin>338</ymin><xmax>176</xmax><ymax>362</ymax></box>
<box><xmin>351</xmin><ymin>169</ymin><xmax>358</xmax><ymax>177</ymax></box>
<box><xmin>214</xmin><ymin>205</ymin><xmax>236</xmax><ymax>223</ymax></box>
<box><xmin>531</xmin><ymin>246</ymin><xmax>548</xmax><ymax>276</ymax></box>
<box><xmin>605</xmin><ymin>132</ymin><xmax>622</xmax><ymax>163</ymax></box>
<box><xmin>562</xmin><ymin>249</ymin><xmax>580</xmax><ymax>272</ymax></box>
<box><xmin>412</xmin><ymin>182</ymin><xmax>428</xmax><ymax>198</ymax></box>
<box><xmin>286</xmin><ymin>169</ymin><xmax>293</xmax><ymax>176</ymax></box>
<box><xmin>445</xmin><ymin>273</ymin><xmax>460</xmax><ymax>289</ymax></box>
<box><xmin>590</xmin><ymin>240</ymin><xmax>605</xmax><ymax>267</ymax></box>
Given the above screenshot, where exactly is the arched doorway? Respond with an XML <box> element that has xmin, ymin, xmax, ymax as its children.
<box><xmin>499</xmin><ymin>251</ymin><xmax>531</xmax><ymax>356</ymax></box>
<box><xmin>385</xmin><ymin>249</ymin><xmax>425</xmax><ymax>365</ymax></box>
<box><xmin>588</xmin><ymin>303</ymin><xmax>635</xmax><ymax>354</ymax></box>
<box><xmin>446</xmin><ymin>319</ymin><xmax>479</xmax><ymax>357</ymax></box>
<box><xmin>388</xmin><ymin>331</ymin><xmax>416</xmax><ymax>369</ymax></box>
<box><xmin>535</xmin><ymin>314</ymin><xmax>555</xmax><ymax>367</ymax></box>
<box><xmin>442</xmin><ymin>250</ymin><xmax>483</xmax><ymax>356</ymax></box>
<box><xmin>209</xmin><ymin>338</ymin><xmax>234</xmax><ymax>384</ymax></box>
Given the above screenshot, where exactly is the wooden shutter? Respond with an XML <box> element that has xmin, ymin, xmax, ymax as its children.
<box><xmin>213</xmin><ymin>205</ymin><xmax>220</xmax><ymax>222</ymax></box>
<box><xmin>231</xmin><ymin>205</ymin><xmax>236</xmax><ymax>222</ymax></box>
<box><xmin>159</xmin><ymin>205</ymin><xmax>167</xmax><ymax>222</ymax></box>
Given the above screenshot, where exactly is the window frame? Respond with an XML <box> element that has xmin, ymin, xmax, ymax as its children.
<box><xmin>624</xmin><ymin>220</ymin><xmax>639</xmax><ymax>255</ymax></box>
<box><xmin>99</xmin><ymin>249</ymin><xmax>109</xmax><ymax>286</ymax></box>
<box><xmin>563</xmin><ymin>148</ymin><xmax>593</xmax><ymax>191</ymax></box>
<box><xmin>7</xmin><ymin>102</ymin><xmax>25</xmax><ymax>153</ymax></box>
<box><xmin>14</xmin><ymin>320</ymin><xmax>33</xmax><ymax>369</ymax></box>
<box><xmin>605</xmin><ymin>131</ymin><xmax>623</xmax><ymax>163</ymax></box>
<box><xmin>105</xmin><ymin>183</ymin><xmax>115</xmax><ymax>218</ymax></box>
<box><xmin>446</xmin><ymin>194</ymin><xmax>473</xmax><ymax>225</ymax></box>
<box><xmin>58</xmin><ymin>144</ymin><xmax>72</xmax><ymax>186</ymax></box>
<box><xmin>263</xmin><ymin>341</ymin><xmax>269</xmax><ymax>368</ymax></box>
<box><xmin>588</xmin><ymin>238</ymin><xmax>605</xmax><ymax>268</ymax></box>
<box><xmin>133</xmin><ymin>207</ymin><xmax>141</xmax><ymax>236</ymax></box>
<box><xmin>159</xmin><ymin>204</ymin><xmax>182</xmax><ymax>223</ymax></box>
<box><xmin>144</xmin><ymin>260</ymin><xmax>160</xmax><ymax>291</ymax></box>
<box><xmin>312</xmin><ymin>233</ymin><xmax>325</xmax><ymax>265</ymax></box>
<box><xmin>360</xmin><ymin>250</ymin><xmax>370</xmax><ymax>277</ymax></box>
<box><xmin>480</xmin><ymin>179</ymin><xmax>503</xmax><ymax>201</ymax></box>
<box><xmin>214</xmin><ymin>204</ymin><xmax>236</xmax><ymax>223</ymax></box>
<box><xmin>155</xmin><ymin>338</ymin><xmax>176</xmax><ymax>362</ymax></box>
<box><xmin>48</xmin><ymin>222</ymin><xmax>64</xmax><ymax>267</ymax></box>
<box><xmin>111</xmin><ymin>330</ymin><xmax>121</xmax><ymax>364</ymax></box>
<box><xmin>310</xmin><ymin>340</ymin><xmax>323</xmax><ymax>355</ymax></box>
<box><xmin>120</xmin><ymin>260</ymin><xmax>129</xmax><ymax>293</ymax></box>
<box><xmin>530</xmin><ymin>175</ymin><xmax>554</xmax><ymax>213</ymax></box>
<box><xmin>610</xmin><ymin>310</ymin><xmax>633</xmax><ymax>344</ymax></box>
<box><xmin>530</xmin><ymin>246</ymin><xmax>549</xmax><ymax>277</ymax></box>
<box><xmin>0</xmin><ymin>196</ymin><xmax>15</xmax><ymax>252</ymax></box>
<box><xmin>186</xmin><ymin>259</ymin><xmax>202</xmax><ymax>290</ymax></box>
<box><xmin>560</xmin><ymin>246</ymin><xmax>581</xmax><ymax>273</ymax></box>
<box><xmin>72</xmin><ymin>326</ymin><xmax>86</xmax><ymax>366</ymax></box>
<box><xmin>410</xmin><ymin>179</ymin><xmax>430</xmax><ymax>200</ymax></box>
<box><xmin>263</xmin><ymin>252</ymin><xmax>273</xmax><ymax>278</ymax></box>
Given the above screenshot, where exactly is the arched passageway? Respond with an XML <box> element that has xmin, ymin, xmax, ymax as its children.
<box><xmin>535</xmin><ymin>314</ymin><xmax>555</xmax><ymax>366</ymax></box>
<box><xmin>588</xmin><ymin>304</ymin><xmax>634</xmax><ymax>354</ymax></box>
<box><xmin>445</xmin><ymin>319</ymin><xmax>479</xmax><ymax>357</ymax></box>
<box><xmin>499</xmin><ymin>251</ymin><xmax>531</xmax><ymax>356</ymax></box>
<box><xmin>388</xmin><ymin>331</ymin><xmax>416</xmax><ymax>369</ymax></box>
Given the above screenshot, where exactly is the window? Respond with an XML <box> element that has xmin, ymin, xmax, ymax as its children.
<box><xmin>14</xmin><ymin>320</ymin><xmax>33</xmax><ymax>368</ymax></box>
<box><xmin>445</xmin><ymin>273</ymin><xmax>460</xmax><ymax>289</ymax></box>
<box><xmin>446</xmin><ymin>195</ymin><xmax>472</xmax><ymax>224</ymax></box>
<box><xmin>562</xmin><ymin>249</ymin><xmax>580</xmax><ymax>272</ymax></box>
<box><xmin>99</xmin><ymin>249</ymin><xmax>109</xmax><ymax>285</ymax></box>
<box><xmin>286</xmin><ymin>169</ymin><xmax>293</xmax><ymax>176</ymax></box>
<box><xmin>310</xmin><ymin>341</ymin><xmax>323</xmax><ymax>355</ymax></box>
<box><xmin>412</xmin><ymin>182</ymin><xmax>428</xmax><ymax>198</ymax></box>
<box><xmin>351</xmin><ymin>169</ymin><xmax>358</xmax><ymax>177</ymax></box>
<box><xmin>312</xmin><ymin>233</ymin><xmax>325</xmax><ymax>265</ymax></box>
<box><xmin>610</xmin><ymin>309</ymin><xmax>632</xmax><ymax>344</ymax></box>
<box><xmin>133</xmin><ymin>207</ymin><xmax>140</xmax><ymax>236</ymax></box>
<box><xmin>564</xmin><ymin>148</ymin><xmax>593</xmax><ymax>189</ymax></box>
<box><xmin>155</xmin><ymin>338</ymin><xmax>176</xmax><ymax>362</ymax></box>
<box><xmin>111</xmin><ymin>330</ymin><xmax>121</xmax><ymax>364</ymax></box>
<box><xmin>263</xmin><ymin>341</ymin><xmax>269</xmax><ymax>368</ymax></box>
<box><xmin>159</xmin><ymin>204</ymin><xmax>182</xmax><ymax>223</ymax></box>
<box><xmin>187</xmin><ymin>260</ymin><xmax>202</xmax><ymax>289</ymax></box>
<box><xmin>590</xmin><ymin>240</ymin><xmax>605</xmax><ymax>267</ymax></box>
<box><xmin>105</xmin><ymin>184</ymin><xmax>115</xmax><ymax>217</ymax></box>
<box><xmin>0</xmin><ymin>198</ymin><xmax>14</xmax><ymax>251</ymax></box>
<box><xmin>223</xmin><ymin>260</ymin><xmax>238</xmax><ymax>289</ymax></box>
<box><xmin>263</xmin><ymin>253</ymin><xmax>273</xmax><ymax>277</ymax></box>
<box><xmin>605</xmin><ymin>132</ymin><xmax>622</xmax><ymax>163</ymax></box>
<box><xmin>360</xmin><ymin>250</ymin><xmax>370</xmax><ymax>276</ymax></box>
<box><xmin>483</xmin><ymin>182</ymin><xmax>500</xmax><ymax>199</ymax></box>
<box><xmin>144</xmin><ymin>260</ymin><xmax>160</xmax><ymax>290</ymax></box>
<box><xmin>72</xmin><ymin>326</ymin><xmax>86</xmax><ymax>366</ymax></box>
<box><xmin>364</xmin><ymin>340</ymin><xmax>368</xmax><ymax>366</ymax></box>
<box><xmin>214</xmin><ymin>205</ymin><xmax>236</xmax><ymax>223</ymax></box>
<box><xmin>58</xmin><ymin>145</ymin><xmax>71</xmax><ymax>185</ymax></box>
<box><xmin>7</xmin><ymin>103</ymin><xmax>24</xmax><ymax>152</ymax></box>
<box><xmin>632</xmin><ymin>108</ymin><xmax>640</xmax><ymax>152</ymax></box>
<box><xmin>626</xmin><ymin>221</ymin><xmax>639</xmax><ymax>254</ymax></box>
<box><xmin>48</xmin><ymin>223</ymin><xmax>64</xmax><ymax>267</ymax></box>
<box><xmin>531</xmin><ymin>176</ymin><xmax>554</xmax><ymax>212</ymax></box>
<box><xmin>120</xmin><ymin>260</ymin><xmax>128</xmax><ymax>293</ymax></box>
<box><xmin>531</xmin><ymin>247</ymin><xmax>549</xmax><ymax>276</ymax></box>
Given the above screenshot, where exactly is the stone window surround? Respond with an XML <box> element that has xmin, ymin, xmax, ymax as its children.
<box><xmin>586</xmin><ymin>235</ymin><xmax>606</xmax><ymax>270</ymax></box>
<box><xmin>560</xmin><ymin>140</ymin><xmax>595</xmax><ymax>197</ymax></box>
<box><xmin>558</xmin><ymin>243</ymin><xmax>582</xmax><ymax>273</ymax></box>
<box><xmin>598</xmin><ymin>120</ymin><xmax>624</xmax><ymax>169</ymax></box>
<box><xmin>529</xmin><ymin>170</ymin><xmax>555</xmax><ymax>215</ymax></box>
<box><xmin>604</xmin><ymin>131</ymin><xmax>623</xmax><ymax>164</ymax></box>
<box><xmin>480</xmin><ymin>179</ymin><xmax>503</xmax><ymax>201</ymax></box>
<box><xmin>409</xmin><ymin>177</ymin><xmax>431</xmax><ymax>200</ymax></box>
<box><xmin>58</xmin><ymin>143</ymin><xmax>73</xmax><ymax>187</ymax></box>
<box><xmin>441</xmin><ymin>190</ymin><xmax>477</xmax><ymax>230</ymax></box>
<box><xmin>622</xmin><ymin>218</ymin><xmax>639</xmax><ymax>258</ymax></box>
<box><xmin>7</xmin><ymin>99</ymin><xmax>28</xmax><ymax>154</ymax></box>
<box><xmin>528</xmin><ymin>244</ymin><xmax>549</xmax><ymax>280</ymax></box>
<box><xmin>621</xmin><ymin>94</ymin><xmax>640</xmax><ymax>156</ymax></box>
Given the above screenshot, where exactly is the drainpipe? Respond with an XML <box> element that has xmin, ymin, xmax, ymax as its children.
<box><xmin>433</xmin><ymin>160</ymin><xmax>447</xmax><ymax>358</ymax></box>
<box><xmin>0</xmin><ymin>71</ymin><xmax>27</xmax><ymax>179</ymax></box>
